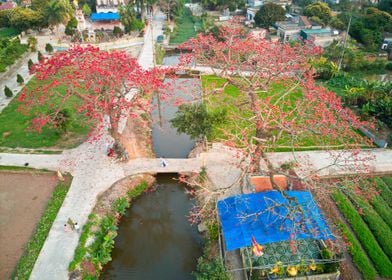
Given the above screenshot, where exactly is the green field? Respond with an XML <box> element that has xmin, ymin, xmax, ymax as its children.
<box><xmin>332</xmin><ymin>177</ymin><xmax>392</xmax><ymax>279</ymax></box>
<box><xmin>170</xmin><ymin>8</ymin><xmax>199</xmax><ymax>45</ymax></box>
<box><xmin>0</xmin><ymin>78</ymin><xmax>90</xmax><ymax>149</ymax></box>
<box><xmin>0</xmin><ymin>27</ymin><xmax>19</xmax><ymax>38</ymax></box>
<box><xmin>201</xmin><ymin>75</ymin><xmax>368</xmax><ymax>151</ymax></box>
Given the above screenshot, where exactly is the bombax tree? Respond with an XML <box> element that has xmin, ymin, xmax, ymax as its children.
<box><xmin>18</xmin><ymin>46</ymin><xmax>164</xmax><ymax>155</ymax></box>
<box><xmin>179</xmin><ymin>25</ymin><xmax>370</xmax><ymax>179</ymax></box>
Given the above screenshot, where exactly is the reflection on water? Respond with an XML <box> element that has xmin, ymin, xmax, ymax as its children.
<box><xmin>152</xmin><ymin>78</ymin><xmax>201</xmax><ymax>158</ymax></box>
<box><xmin>102</xmin><ymin>174</ymin><xmax>202</xmax><ymax>280</ymax></box>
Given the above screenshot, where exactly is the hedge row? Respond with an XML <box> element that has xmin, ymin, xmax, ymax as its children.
<box><xmin>369</xmin><ymin>195</ymin><xmax>392</xmax><ymax>230</ymax></box>
<box><xmin>332</xmin><ymin>191</ymin><xmax>392</xmax><ymax>277</ymax></box>
<box><xmin>337</xmin><ymin>222</ymin><xmax>377</xmax><ymax>280</ymax></box>
<box><xmin>346</xmin><ymin>192</ymin><xmax>392</xmax><ymax>260</ymax></box>
<box><xmin>376</xmin><ymin>178</ymin><xmax>392</xmax><ymax>207</ymax></box>
<box><xmin>381</xmin><ymin>177</ymin><xmax>392</xmax><ymax>191</ymax></box>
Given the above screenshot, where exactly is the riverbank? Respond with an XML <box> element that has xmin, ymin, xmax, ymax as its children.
<box><xmin>68</xmin><ymin>174</ymin><xmax>156</xmax><ymax>279</ymax></box>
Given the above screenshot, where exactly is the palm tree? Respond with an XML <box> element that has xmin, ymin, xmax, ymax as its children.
<box><xmin>44</xmin><ymin>0</ymin><xmax>74</xmax><ymax>34</ymax></box>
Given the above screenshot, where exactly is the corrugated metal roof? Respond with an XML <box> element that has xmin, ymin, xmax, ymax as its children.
<box><xmin>91</xmin><ymin>12</ymin><xmax>120</xmax><ymax>21</ymax></box>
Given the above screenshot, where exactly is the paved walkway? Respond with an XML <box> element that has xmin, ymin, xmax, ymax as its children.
<box><xmin>0</xmin><ymin>8</ymin><xmax>391</xmax><ymax>280</ymax></box>
<box><xmin>1</xmin><ymin>143</ymin><xmax>391</xmax><ymax>279</ymax></box>
<box><xmin>138</xmin><ymin>11</ymin><xmax>165</xmax><ymax>69</ymax></box>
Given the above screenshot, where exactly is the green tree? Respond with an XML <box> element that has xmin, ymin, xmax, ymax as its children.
<box><xmin>379</xmin><ymin>0</ymin><xmax>392</xmax><ymax>14</ymax></box>
<box><xmin>65</xmin><ymin>16</ymin><xmax>78</xmax><ymax>36</ymax></box>
<box><xmin>16</xmin><ymin>74</ymin><xmax>24</xmax><ymax>84</ymax></box>
<box><xmin>9</xmin><ymin>7</ymin><xmax>44</xmax><ymax>31</ymax></box>
<box><xmin>119</xmin><ymin>3</ymin><xmax>140</xmax><ymax>33</ymax></box>
<box><xmin>304</xmin><ymin>2</ymin><xmax>332</xmax><ymax>25</ymax></box>
<box><xmin>170</xmin><ymin>103</ymin><xmax>226</xmax><ymax>140</ymax></box>
<box><xmin>254</xmin><ymin>3</ymin><xmax>285</xmax><ymax>29</ymax></box>
<box><xmin>4</xmin><ymin>85</ymin><xmax>13</xmax><ymax>98</ymax></box>
<box><xmin>0</xmin><ymin>10</ymin><xmax>11</xmax><ymax>28</ymax></box>
<box><xmin>82</xmin><ymin>3</ymin><xmax>91</xmax><ymax>16</ymax></box>
<box><xmin>363</xmin><ymin>7</ymin><xmax>392</xmax><ymax>32</ymax></box>
<box><xmin>45</xmin><ymin>43</ymin><xmax>54</xmax><ymax>53</ymax></box>
<box><xmin>44</xmin><ymin>0</ymin><xmax>74</xmax><ymax>32</ymax></box>
<box><xmin>31</xmin><ymin>0</ymin><xmax>51</xmax><ymax>11</ymax></box>
<box><xmin>329</xmin><ymin>16</ymin><xmax>345</xmax><ymax>30</ymax></box>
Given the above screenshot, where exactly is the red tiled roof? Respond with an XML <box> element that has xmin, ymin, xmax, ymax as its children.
<box><xmin>250</xmin><ymin>176</ymin><xmax>273</xmax><ymax>192</ymax></box>
<box><xmin>0</xmin><ymin>1</ymin><xmax>16</xmax><ymax>10</ymax></box>
<box><xmin>250</xmin><ymin>175</ymin><xmax>289</xmax><ymax>192</ymax></box>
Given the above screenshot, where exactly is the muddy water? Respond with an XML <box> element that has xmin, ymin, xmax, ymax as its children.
<box><xmin>102</xmin><ymin>174</ymin><xmax>202</xmax><ymax>280</ymax></box>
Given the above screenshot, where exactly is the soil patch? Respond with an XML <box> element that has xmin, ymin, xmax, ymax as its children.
<box><xmin>0</xmin><ymin>171</ymin><xmax>58</xmax><ymax>279</ymax></box>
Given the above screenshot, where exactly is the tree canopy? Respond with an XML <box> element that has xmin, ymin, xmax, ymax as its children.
<box><xmin>44</xmin><ymin>0</ymin><xmax>74</xmax><ymax>29</ymax></box>
<box><xmin>18</xmin><ymin>46</ymin><xmax>165</xmax><ymax>149</ymax></box>
<box><xmin>179</xmin><ymin>25</ymin><xmax>368</xmax><ymax>173</ymax></box>
<box><xmin>304</xmin><ymin>2</ymin><xmax>332</xmax><ymax>25</ymax></box>
<box><xmin>254</xmin><ymin>3</ymin><xmax>285</xmax><ymax>29</ymax></box>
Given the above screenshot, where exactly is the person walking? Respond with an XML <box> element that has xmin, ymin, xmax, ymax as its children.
<box><xmin>74</xmin><ymin>222</ymin><xmax>80</xmax><ymax>233</ymax></box>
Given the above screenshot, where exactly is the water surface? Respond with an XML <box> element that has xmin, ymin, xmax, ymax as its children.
<box><xmin>102</xmin><ymin>174</ymin><xmax>202</xmax><ymax>280</ymax></box>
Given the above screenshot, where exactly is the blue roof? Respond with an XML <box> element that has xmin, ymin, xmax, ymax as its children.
<box><xmin>91</xmin><ymin>12</ymin><xmax>120</xmax><ymax>21</ymax></box>
<box><xmin>217</xmin><ymin>191</ymin><xmax>334</xmax><ymax>251</ymax></box>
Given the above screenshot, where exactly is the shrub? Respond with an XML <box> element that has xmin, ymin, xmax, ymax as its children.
<box><xmin>207</xmin><ymin>221</ymin><xmax>219</xmax><ymax>241</ymax></box>
<box><xmin>332</xmin><ymin>191</ymin><xmax>392</xmax><ymax>277</ymax></box>
<box><xmin>4</xmin><ymin>85</ymin><xmax>13</xmax><ymax>97</ymax></box>
<box><xmin>27</xmin><ymin>36</ymin><xmax>37</xmax><ymax>52</ymax></box>
<box><xmin>27</xmin><ymin>59</ymin><xmax>33</xmax><ymax>71</ymax></box>
<box><xmin>193</xmin><ymin>257</ymin><xmax>229</xmax><ymax>280</ymax></box>
<box><xmin>376</xmin><ymin>177</ymin><xmax>392</xmax><ymax>207</ymax></box>
<box><xmin>37</xmin><ymin>51</ymin><xmax>43</xmax><ymax>62</ymax></box>
<box><xmin>127</xmin><ymin>181</ymin><xmax>149</xmax><ymax>199</ymax></box>
<box><xmin>386</xmin><ymin>62</ymin><xmax>392</xmax><ymax>71</ymax></box>
<box><xmin>45</xmin><ymin>43</ymin><xmax>53</xmax><ymax>53</ymax></box>
<box><xmin>337</xmin><ymin>222</ymin><xmax>377</xmax><ymax>280</ymax></box>
<box><xmin>113</xmin><ymin>26</ymin><xmax>123</xmax><ymax>37</ymax></box>
<box><xmin>16</xmin><ymin>74</ymin><xmax>24</xmax><ymax>84</ymax></box>
<box><xmin>112</xmin><ymin>197</ymin><xmax>129</xmax><ymax>216</ymax></box>
<box><xmin>369</xmin><ymin>195</ymin><xmax>392</xmax><ymax>229</ymax></box>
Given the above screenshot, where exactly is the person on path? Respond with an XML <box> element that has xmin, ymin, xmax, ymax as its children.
<box><xmin>64</xmin><ymin>224</ymin><xmax>70</xmax><ymax>232</ymax></box>
<box><xmin>67</xmin><ymin>218</ymin><xmax>75</xmax><ymax>231</ymax></box>
<box><xmin>74</xmin><ymin>222</ymin><xmax>80</xmax><ymax>233</ymax></box>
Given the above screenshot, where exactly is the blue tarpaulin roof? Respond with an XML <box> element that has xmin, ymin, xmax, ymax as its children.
<box><xmin>91</xmin><ymin>12</ymin><xmax>120</xmax><ymax>21</ymax></box>
<box><xmin>217</xmin><ymin>191</ymin><xmax>334</xmax><ymax>251</ymax></box>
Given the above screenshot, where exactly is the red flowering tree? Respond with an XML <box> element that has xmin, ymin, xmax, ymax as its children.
<box><xmin>179</xmin><ymin>25</ymin><xmax>371</xmax><ymax>176</ymax></box>
<box><xmin>18</xmin><ymin>45</ymin><xmax>165</xmax><ymax>155</ymax></box>
<box><xmin>178</xmin><ymin>25</ymin><xmax>374</xmax><ymax>257</ymax></box>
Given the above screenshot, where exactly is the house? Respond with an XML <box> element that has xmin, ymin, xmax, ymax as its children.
<box><xmin>90</xmin><ymin>0</ymin><xmax>125</xmax><ymax>22</ymax></box>
<box><xmin>276</xmin><ymin>21</ymin><xmax>302</xmax><ymax>43</ymax></box>
<box><xmin>300</xmin><ymin>28</ymin><xmax>339</xmax><ymax>47</ymax></box>
<box><xmin>0</xmin><ymin>0</ymin><xmax>16</xmax><ymax>10</ymax></box>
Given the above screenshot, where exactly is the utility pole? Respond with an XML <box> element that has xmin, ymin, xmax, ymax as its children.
<box><xmin>338</xmin><ymin>7</ymin><xmax>353</xmax><ymax>72</ymax></box>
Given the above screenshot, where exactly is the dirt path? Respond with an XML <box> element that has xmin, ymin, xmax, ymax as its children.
<box><xmin>0</xmin><ymin>171</ymin><xmax>58</xmax><ymax>279</ymax></box>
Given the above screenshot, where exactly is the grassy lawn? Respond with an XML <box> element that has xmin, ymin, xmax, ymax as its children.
<box><xmin>0</xmin><ymin>27</ymin><xmax>19</xmax><ymax>38</ymax></box>
<box><xmin>11</xmin><ymin>171</ymin><xmax>72</xmax><ymax>280</ymax></box>
<box><xmin>0</xmin><ymin>78</ymin><xmax>90</xmax><ymax>149</ymax></box>
<box><xmin>0</xmin><ymin>38</ymin><xmax>28</xmax><ymax>72</ymax></box>
<box><xmin>170</xmin><ymin>8</ymin><xmax>199</xmax><ymax>45</ymax></box>
<box><xmin>202</xmin><ymin>75</ymin><xmax>368</xmax><ymax>151</ymax></box>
